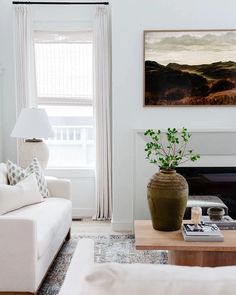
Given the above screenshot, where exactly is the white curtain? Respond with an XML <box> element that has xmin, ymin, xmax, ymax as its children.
<box><xmin>14</xmin><ymin>5</ymin><xmax>36</xmax><ymax>162</ymax></box>
<box><xmin>94</xmin><ymin>6</ymin><xmax>112</xmax><ymax>220</ymax></box>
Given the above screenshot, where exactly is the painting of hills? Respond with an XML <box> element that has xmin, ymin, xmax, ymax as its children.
<box><xmin>144</xmin><ymin>30</ymin><xmax>236</xmax><ymax>106</ymax></box>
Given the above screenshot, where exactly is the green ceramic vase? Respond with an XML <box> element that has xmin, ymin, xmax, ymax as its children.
<box><xmin>147</xmin><ymin>169</ymin><xmax>188</xmax><ymax>231</ymax></box>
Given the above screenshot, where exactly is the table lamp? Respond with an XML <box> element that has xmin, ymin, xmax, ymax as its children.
<box><xmin>11</xmin><ymin>108</ymin><xmax>54</xmax><ymax>169</ymax></box>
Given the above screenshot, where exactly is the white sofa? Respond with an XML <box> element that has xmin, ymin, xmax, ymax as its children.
<box><xmin>59</xmin><ymin>239</ymin><xmax>236</xmax><ymax>295</ymax></box>
<box><xmin>0</xmin><ymin>163</ymin><xmax>72</xmax><ymax>294</ymax></box>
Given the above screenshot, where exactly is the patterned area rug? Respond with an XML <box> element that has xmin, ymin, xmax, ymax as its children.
<box><xmin>38</xmin><ymin>234</ymin><xmax>167</xmax><ymax>295</ymax></box>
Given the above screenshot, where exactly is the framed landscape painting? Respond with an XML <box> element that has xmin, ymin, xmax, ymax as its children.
<box><xmin>144</xmin><ymin>30</ymin><xmax>236</xmax><ymax>106</ymax></box>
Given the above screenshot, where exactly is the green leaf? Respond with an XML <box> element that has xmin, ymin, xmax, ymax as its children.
<box><xmin>144</xmin><ymin>127</ymin><xmax>199</xmax><ymax>168</ymax></box>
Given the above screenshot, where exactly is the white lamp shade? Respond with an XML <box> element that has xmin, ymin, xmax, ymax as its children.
<box><xmin>11</xmin><ymin>108</ymin><xmax>54</xmax><ymax>139</ymax></box>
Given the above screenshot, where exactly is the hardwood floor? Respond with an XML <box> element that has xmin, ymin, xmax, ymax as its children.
<box><xmin>71</xmin><ymin>218</ymin><xmax>131</xmax><ymax>234</ymax></box>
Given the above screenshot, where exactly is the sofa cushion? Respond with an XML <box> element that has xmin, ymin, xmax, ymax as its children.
<box><xmin>7</xmin><ymin>158</ymin><xmax>50</xmax><ymax>198</ymax></box>
<box><xmin>0</xmin><ymin>163</ymin><xmax>8</xmax><ymax>184</ymax></box>
<box><xmin>0</xmin><ymin>173</ymin><xmax>43</xmax><ymax>215</ymax></box>
<box><xmin>5</xmin><ymin>198</ymin><xmax>71</xmax><ymax>258</ymax></box>
<box><xmin>80</xmin><ymin>263</ymin><xmax>236</xmax><ymax>295</ymax></box>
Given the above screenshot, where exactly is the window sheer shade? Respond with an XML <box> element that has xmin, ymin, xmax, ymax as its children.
<box><xmin>34</xmin><ymin>31</ymin><xmax>93</xmax><ymax>106</ymax></box>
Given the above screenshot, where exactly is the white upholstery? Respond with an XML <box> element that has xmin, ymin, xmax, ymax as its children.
<box><xmin>36</xmin><ymin>200</ymin><xmax>72</xmax><ymax>287</ymax></box>
<box><xmin>59</xmin><ymin>239</ymin><xmax>94</xmax><ymax>295</ymax></box>
<box><xmin>59</xmin><ymin>239</ymin><xmax>236</xmax><ymax>295</ymax></box>
<box><xmin>6</xmin><ymin>198</ymin><xmax>71</xmax><ymax>259</ymax></box>
<box><xmin>0</xmin><ymin>217</ymin><xmax>37</xmax><ymax>292</ymax></box>
<box><xmin>0</xmin><ymin>173</ymin><xmax>43</xmax><ymax>215</ymax></box>
<box><xmin>81</xmin><ymin>263</ymin><xmax>236</xmax><ymax>295</ymax></box>
<box><xmin>0</xmin><ymin>163</ymin><xmax>8</xmax><ymax>184</ymax></box>
<box><xmin>0</xmin><ymin>163</ymin><xmax>72</xmax><ymax>293</ymax></box>
<box><xmin>46</xmin><ymin>176</ymin><xmax>71</xmax><ymax>200</ymax></box>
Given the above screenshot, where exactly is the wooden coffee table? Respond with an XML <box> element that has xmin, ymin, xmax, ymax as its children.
<box><xmin>135</xmin><ymin>220</ymin><xmax>236</xmax><ymax>267</ymax></box>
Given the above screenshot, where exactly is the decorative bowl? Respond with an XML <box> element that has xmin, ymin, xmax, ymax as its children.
<box><xmin>207</xmin><ymin>207</ymin><xmax>225</xmax><ymax>221</ymax></box>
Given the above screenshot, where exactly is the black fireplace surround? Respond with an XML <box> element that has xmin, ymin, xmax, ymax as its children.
<box><xmin>176</xmin><ymin>167</ymin><xmax>236</xmax><ymax>219</ymax></box>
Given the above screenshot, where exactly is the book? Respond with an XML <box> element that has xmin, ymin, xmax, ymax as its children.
<box><xmin>183</xmin><ymin>223</ymin><xmax>221</xmax><ymax>235</ymax></box>
<box><xmin>201</xmin><ymin>215</ymin><xmax>236</xmax><ymax>230</ymax></box>
<box><xmin>182</xmin><ymin>230</ymin><xmax>224</xmax><ymax>242</ymax></box>
<box><xmin>182</xmin><ymin>223</ymin><xmax>224</xmax><ymax>242</ymax></box>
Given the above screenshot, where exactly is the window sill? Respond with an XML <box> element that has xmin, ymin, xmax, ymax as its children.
<box><xmin>45</xmin><ymin>167</ymin><xmax>95</xmax><ymax>178</ymax></box>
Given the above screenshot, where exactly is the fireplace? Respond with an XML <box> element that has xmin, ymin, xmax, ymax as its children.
<box><xmin>176</xmin><ymin>167</ymin><xmax>236</xmax><ymax>219</ymax></box>
<box><xmin>134</xmin><ymin>129</ymin><xmax>236</xmax><ymax>221</ymax></box>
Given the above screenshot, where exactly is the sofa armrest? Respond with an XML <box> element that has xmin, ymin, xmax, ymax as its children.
<box><xmin>46</xmin><ymin>176</ymin><xmax>71</xmax><ymax>200</ymax></box>
<box><xmin>0</xmin><ymin>217</ymin><xmax>37</xmax><ymax>292</ymax></box>
<box><xmin>59</xmin><ymin>239</ymin><xmax>94</xmax><ymax>295</ymax></box>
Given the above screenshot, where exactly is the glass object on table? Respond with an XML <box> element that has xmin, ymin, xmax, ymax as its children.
<box><xmin>191</xmin><ymin>206</ymin><xmax>202</xmax><ymax>230</ymax></box>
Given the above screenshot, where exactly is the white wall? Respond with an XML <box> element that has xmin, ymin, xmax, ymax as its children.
<box><xmin>46</xmin><ymin>168</ymin><xmax>95</xmax><ymax>218</ymax></box>
<box><xmin>111</xmin><ymin>0</ymin><xmax>236</xmax><ymax>231</ymax></box>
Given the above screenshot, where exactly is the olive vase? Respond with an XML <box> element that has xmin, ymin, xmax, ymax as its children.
<box><xmin>147</xmin><ymin>169</ymin><xmax>188</xmax><ymax>231</ymax></box>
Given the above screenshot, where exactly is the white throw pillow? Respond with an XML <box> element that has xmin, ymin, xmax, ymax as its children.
<box><xmin>7</xmin><ymin>158</ymin><xmax>50</xmax><ymax>198</ymax></box>
<box><xmin>80</xmin><ymin>263</ymin><xmax>236</xmax><ymax>295</ymax></box>
<box><xmin>0</xmin><ymin>173</ymin><xmax>43</xmax><ymax>215</ymax></box>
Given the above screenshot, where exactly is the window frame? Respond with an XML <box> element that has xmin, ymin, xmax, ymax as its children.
<box><xmin>34</xmin><ymin>30</ymin><xmax>95</xmax><ymax>169</ymax></box>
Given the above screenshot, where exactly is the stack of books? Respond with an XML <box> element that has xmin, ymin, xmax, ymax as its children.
<box><xmin>201</xmin><ymin>215</ymin><xmax>236</xmax><ymax>230</ymax></box>
<box><xmin>182</xmin><ymin>223</ymin><xmax>224</xmax><ymax>242</ymax></box>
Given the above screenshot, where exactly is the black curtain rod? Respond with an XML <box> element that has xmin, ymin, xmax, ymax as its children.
<box><xmin>12</xmin><ymin>1</ymin><xmax>109</xmax><ymax>5</ymax></box>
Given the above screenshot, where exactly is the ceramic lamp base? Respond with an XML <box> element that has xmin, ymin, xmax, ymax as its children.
<box><xmin>19</xmin><ymin>140</ymin><xmax>49</xmax><ymax>169</ymax></box>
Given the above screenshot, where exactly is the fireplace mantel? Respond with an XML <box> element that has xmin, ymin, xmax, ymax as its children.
<box><xmin>135</xmin><ymin>128</ymin><xmax>236</xmax><ymax>156</ymax></box>
<box><xmin>135</xmin><ymin>128</ymin><xmax>236</xmax><ymax>134</ymax></box>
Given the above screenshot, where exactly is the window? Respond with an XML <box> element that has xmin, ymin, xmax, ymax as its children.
<box><xmin>34</xmin><ymin>31</ymin><xmax>95</xmax><ymax>168</ymax></box>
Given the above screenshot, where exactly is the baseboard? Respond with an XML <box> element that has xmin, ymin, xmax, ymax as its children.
<box><xmin>111</xmin><ymin>220</ymin><xmax>134</xmax><ymax>232</ymax></box>
<box><xmin>72</xmin><ymin>208</ymin><xmax>95</xmax><ymax>219</ymax></box>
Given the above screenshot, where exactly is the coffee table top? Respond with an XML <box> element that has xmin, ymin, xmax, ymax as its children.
<box><xmin>135</xmin><ymin>220</ymin><xmax>236</xmax><ymax>252</ymax></box>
